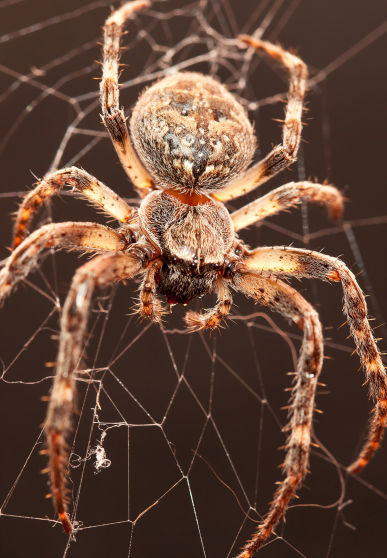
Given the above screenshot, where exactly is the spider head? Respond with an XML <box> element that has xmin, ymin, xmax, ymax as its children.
<box><xmin>130</xmin><ymin>72</ymin><xmax>256</xmax><ymax>194</ymax></box>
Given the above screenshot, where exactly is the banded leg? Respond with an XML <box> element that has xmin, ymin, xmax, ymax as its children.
<box><xmin>244</xmin><ymin>246</ymin><xmax>387</xmax><ymax>474</ymax></box>
<box><xmin>184</xmin><ymin>277</ymin><xmax>233</xmax><ymax>331</ymax></box>
<box><xmin>231</xmin><ymin>181</ymin><xmax>343</xmax><ymax>232</ymax></box>
<box><xmin>13</xmin><ymin>167</ymin><xmax>135</xmax><ymax>249</ymax></box>
<box><xmin>230</xmin><ymin>269</ymin><xmax>323</xmax><ymax>557</ymax></box>
<box><xmin>136</xmin><ymin>260</ymin><xmax>165</xmax><ymax>323</ymax></box>
<box><xmin>101</xmin><ymin>1</ymin><xmax>155</xmax><ymax>197</ymax></box>
<box><xmin>0</xmin><ymin>222</ymin><xmax>129</xmax><ymax>300</ymax></box>
<box><xmin>45</xmin><ymin>248</ymin><xmax>149</xmax><ymax>533</ymax></box>
<box><xmin>215</xmin><ymin>36</ymin><xmax>308</xmax><ymax>202</ymax></box>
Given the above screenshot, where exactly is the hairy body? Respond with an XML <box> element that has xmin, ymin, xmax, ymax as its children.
<box><xmin>131</xmin><ymin>72</ymin><xmax>255</xmax><ymax>192</ymax></box>
<box><xmin>1</xmin><ymin>2</ymin><xmax>385</xmax><ymax>557</ymax></box>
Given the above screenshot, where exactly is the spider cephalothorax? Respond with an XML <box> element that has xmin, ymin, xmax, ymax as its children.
<box><xmin>138</xmin><ymin>188</ymin><xmax>236</xmax><ymax>306</ymax></box>
<box><xmin>1</xmin><ymin>2</ymin><xmax>386</xmax><ymax>557</ymax></box>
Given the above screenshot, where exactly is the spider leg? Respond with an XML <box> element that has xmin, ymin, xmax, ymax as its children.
<box><xmin>228</xmin><ymin>266</ymin><xmax>323</xmax><ymax>557</ymax></box>
<box><xmin>135</xmin><ymin>260</ymin><xmax>165</xmax><ymax>323</ymax></box>
<box><xmin>231</xmin><ymin>181</ymin><xmax>343</xmax><ymax>232</ymax></box>
<box><xmin>214</xmin><ymin>37</ymin><xmax>308</xmax><ymax>202</ymax></box>
<box><xmin>13</xmin><ymin>167</ymin><xmax>136</xmax><ymax>249</ymax></box>
<box><xmin>45</xmin><ymin>246</ymin><xmax>153</xmax><ymax>533</ymax></box>
<box><xmin>184</xmin><ymin>276</ymin><xmax>233</xmax><ymax>331</ymax></box>
<box><xmin>244</xmin><ymin>246</ymin><xmax>387</xmax><ymax>475</ymax></box>
<box><xmin>0</xmin><ymin>221</ymin><xmax>131</xmax><ymax>300</ymax></box>
<box><xmin>101</xmin><ymin>1</ymin><xmax>156</xmax><ymax>198</ymax></box>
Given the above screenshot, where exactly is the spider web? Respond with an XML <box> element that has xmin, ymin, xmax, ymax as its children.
<box><xmin>1</xmin><ymin>1</ymin><xmax>387</xmax><ymax>557</ymax></box>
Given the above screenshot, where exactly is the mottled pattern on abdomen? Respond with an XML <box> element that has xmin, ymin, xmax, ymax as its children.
<box><xmin>130</xmin><ymin>72</ymin><xmax>255</xmax><ymax>193</ymax></box>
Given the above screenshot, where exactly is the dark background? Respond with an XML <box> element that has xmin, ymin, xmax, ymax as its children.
<box><xmin>1</xmin><ymin>1</ymin><xmax>387</xmax><ymax>557</ymax></box>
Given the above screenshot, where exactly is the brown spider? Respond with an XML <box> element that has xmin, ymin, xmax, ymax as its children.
<box><xmin>0</xmin><ymin>1</ymin><xmax>386</xmax><ymax>556</ymax></box>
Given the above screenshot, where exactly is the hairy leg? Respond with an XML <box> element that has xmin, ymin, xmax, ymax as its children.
<box><xmin>45</xmin><ymin>248</ymin><xmax>150</xmax><ymax>532</ymax></box>
<box><xmin>136</xmin><ymin>260</ymin><xmax>164</xmax><ymax>323</ymax></box>
<box><xmin>13</xmin><ymin>167</ymin><xmax>136</xmax><ymax>249</ymax></box>
<box><xmin>214</xmin><ymin>36</ymin><xmax>308</xmax><ymax>202</ymax></box>
<box><xmin>0</xmin><ymin>222</ymin><xmax>132</xmax><ymax>300</ymax></box>
<box><xmin>184</xmin><ymin>277</ymin><xmax>233</xmax><ymax>331</ymax></box>
<box><xmin>101</xmin><ymin>1</ymin><xmax>155</xmax><ymax>197</ymax></box>
<box><xmin>244</xmin><ymin>246</ymin><xmax>387</xmax><ymax>474</ymax></box>
<box><xmin>231</xmin><ymin>181</ymin><xmax>343</xmax><ymax>231</ymax></box>
<box><xmin>229</xmin><ymin>269</ymin><xmax>323</xmax><ymax>557</ymax></box>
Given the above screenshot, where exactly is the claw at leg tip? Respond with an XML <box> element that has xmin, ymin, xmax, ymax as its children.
<box><xmin>59</xmin><ymin>511</ymin><xmax>73</xmax><ymax>533</ymax></box>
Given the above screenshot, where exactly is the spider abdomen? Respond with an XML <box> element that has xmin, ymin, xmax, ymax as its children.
<box><xmin>130</xmin><ymin>72</ymin><xmax>256</xmax><ymax>193</ymax></box>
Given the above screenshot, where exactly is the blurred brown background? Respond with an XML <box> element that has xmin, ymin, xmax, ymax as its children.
<box><xmin>1</xmin><ymin>1</ymin><xmax>387</xmax><ymax>557</ymax></box>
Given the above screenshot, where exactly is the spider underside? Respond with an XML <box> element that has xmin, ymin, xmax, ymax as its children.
<box><xmin>1</xmin><ymin>2</ymin><xmax>386</xmax><ymax>557</ymax></box>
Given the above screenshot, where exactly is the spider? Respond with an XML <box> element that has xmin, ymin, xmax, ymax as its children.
<box><xmin>0</xmin><ymin>1</ymin><xmax>386</xmax><ymax>556</ymax></box>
